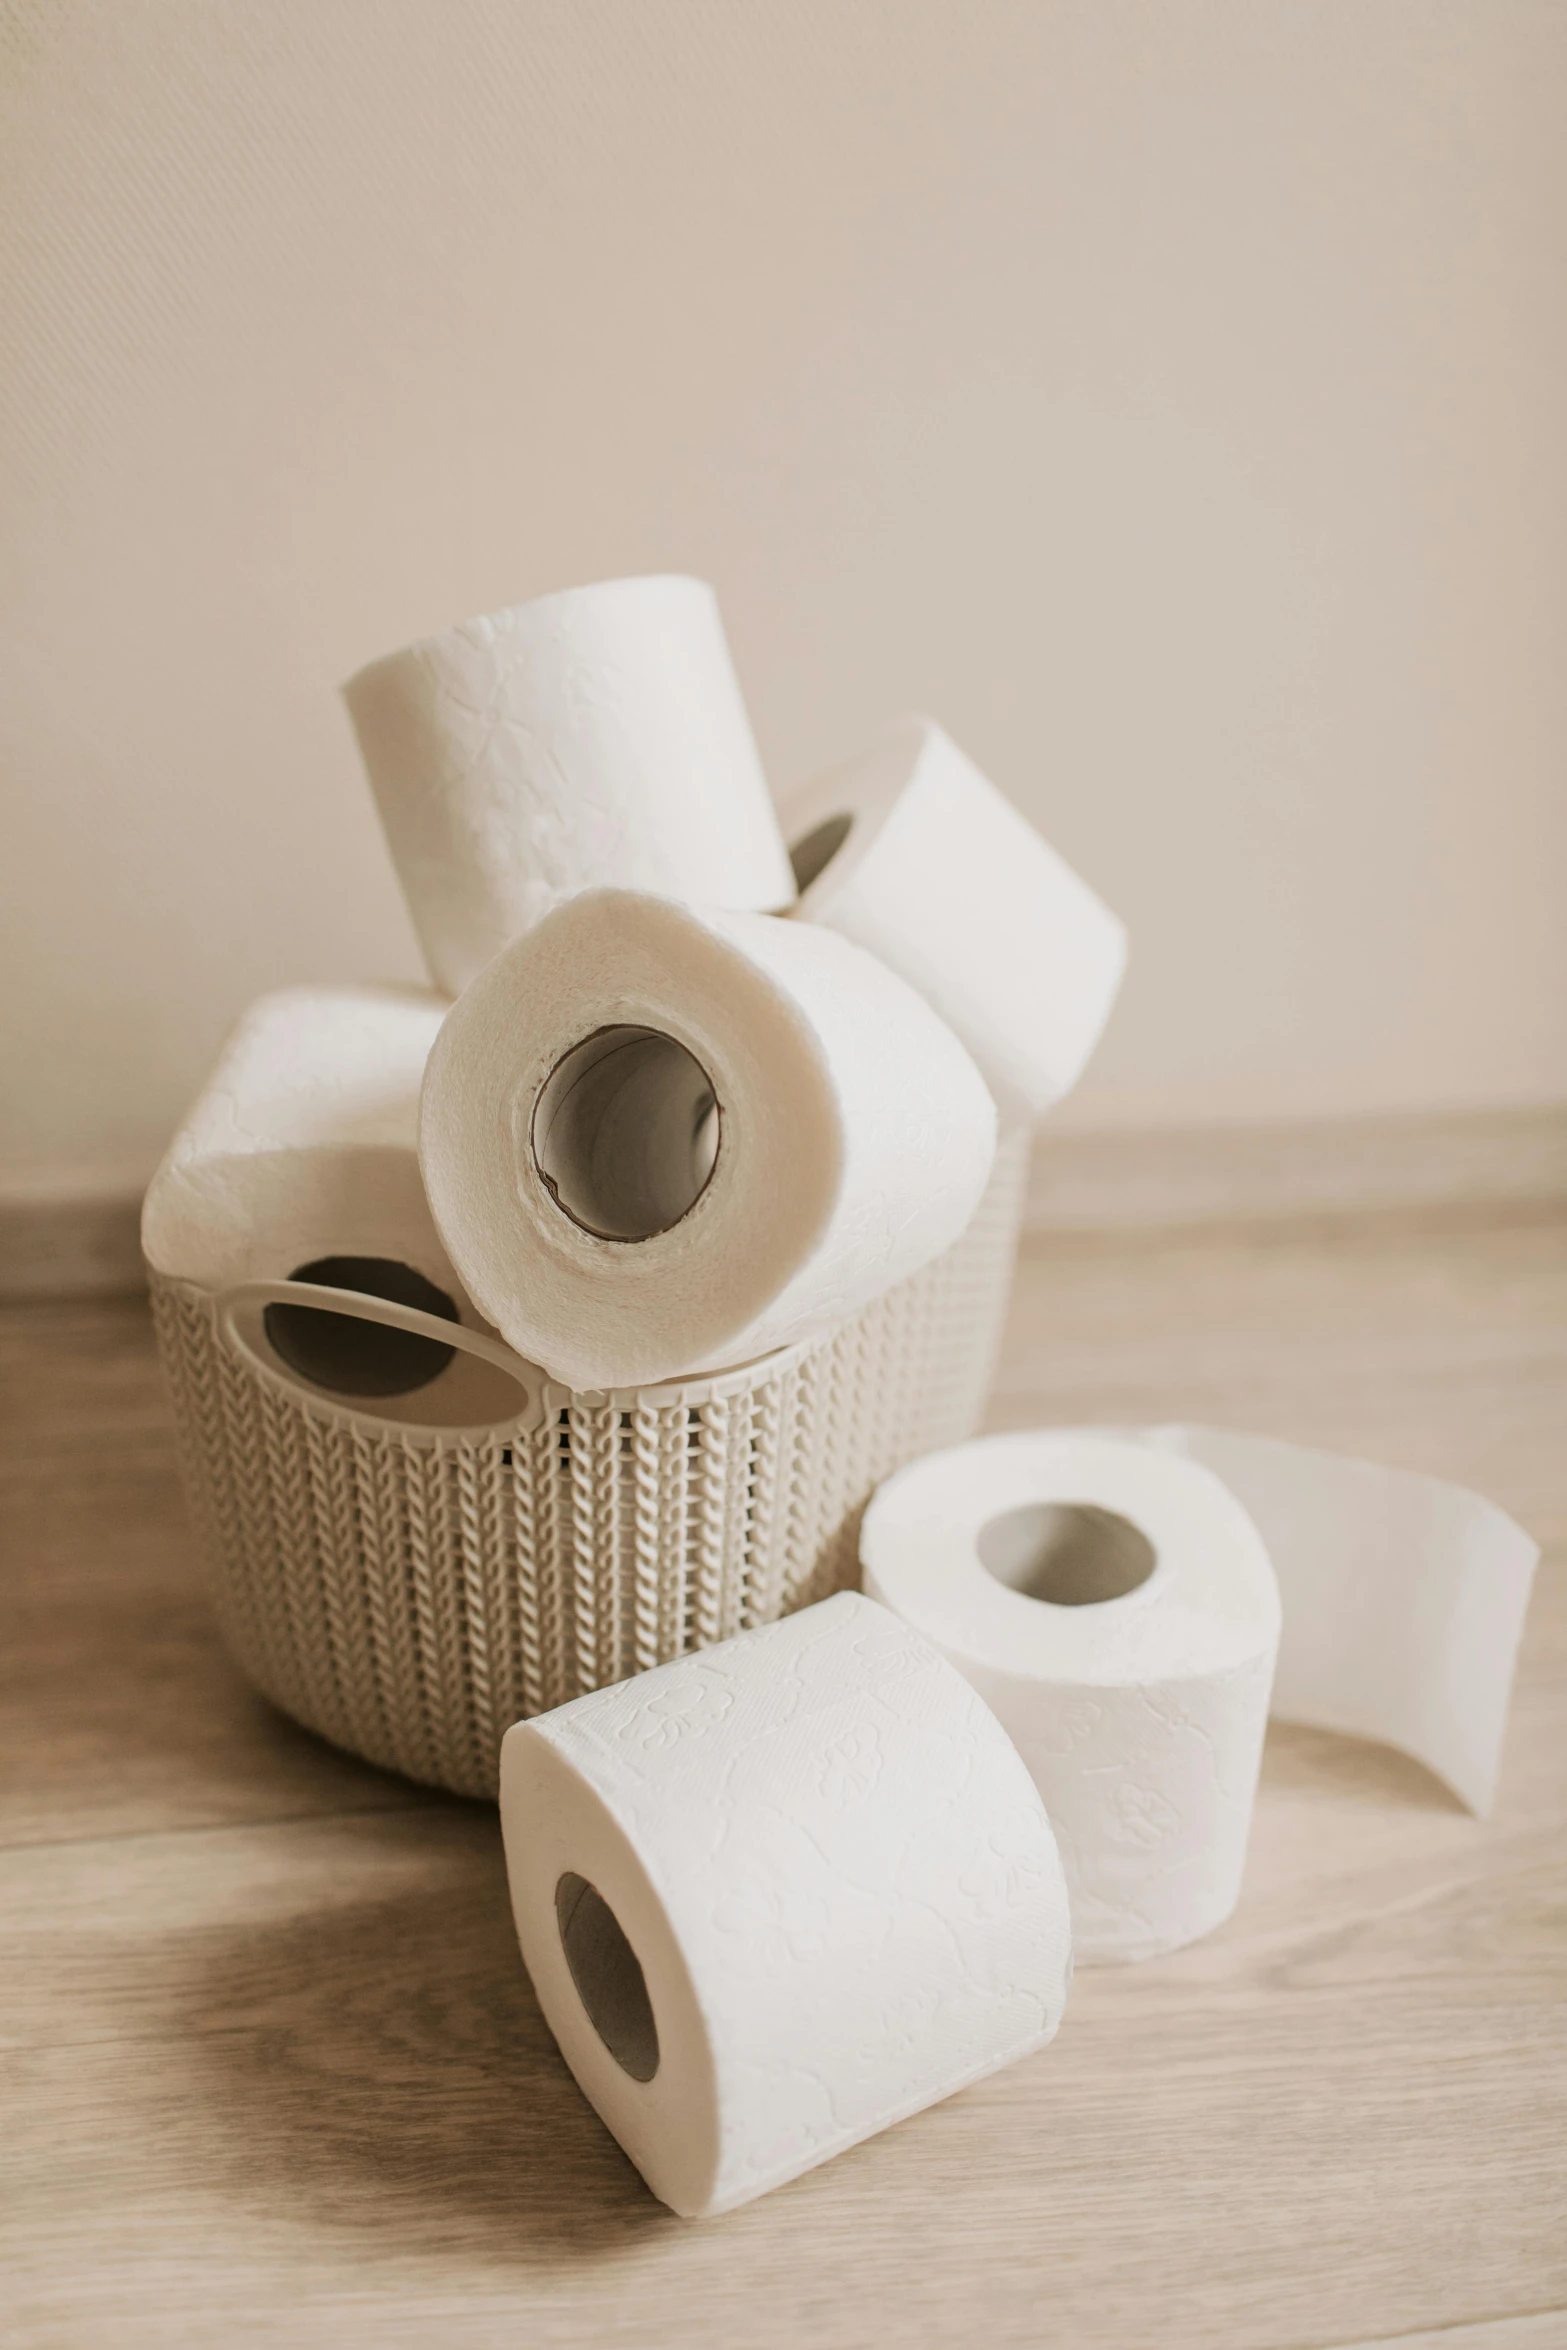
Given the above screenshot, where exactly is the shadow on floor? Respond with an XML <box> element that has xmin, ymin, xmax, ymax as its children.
<box><xmin>1260</xmin><ymin>1716</ymin><xmax>1463</xmax><ymax>1812</ymax></box>
<box><xmin>178</xmin><ymin>1813</ymin><xmax>669</xmax><ymax>2271</ymax></box>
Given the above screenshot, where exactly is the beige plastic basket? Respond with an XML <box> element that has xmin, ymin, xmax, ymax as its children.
<box><xmin>151</xmin><ymin>1130</ymin><xmax>1028</xmax><ymax>1798</ymax></box>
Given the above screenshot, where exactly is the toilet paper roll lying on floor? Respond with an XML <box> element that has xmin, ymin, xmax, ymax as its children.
<box><xmin>418</xmin><ymin>887</ymin><xmax>998</xmax><ymax>1388</ymax></box>
<box><xmin>499</xmin><ymin>1590</ymin><xmax>1072</xmax><ymax>2217</ymax></box>
<box><xmin>863</xmin><ymin>1428</ymin><xmax>1539</xmax><ymax>1961</ymax></box>
<box><xmin>781</xmin><ymin>716</ymin><xmax>1127</xmax><ymax>1121</ymax></box>
<box><xmin>863</xmin><ymin>1433</ymin><xmax>1281</xmax><ymax>1963</ymax></box>
<box><xmin>343</xmin><ymin>575</ymin><xmax>796</xmax><ymax>996</ymax></box>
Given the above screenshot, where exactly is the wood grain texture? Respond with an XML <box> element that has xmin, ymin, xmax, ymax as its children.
<box><xmin>0</xmin><ymin>1188</ymin><xmax>145</xmax><ymax>1301</ymax></box>
<box><xmin>1</xmin><ymin>1195</ymin><xmax>1564</xmax><ymax>2348</ymax></box>
<box><xmin>0</xmin><ymin>1296</ymin><xmax>436</xmax><ymax>1847</ymax></box>
<box><xmin>1339</xmin><ymin>2319</ymin><xmax>1567</xmax><ymax>2350</ymax></box>
<box><xmin>1026</xmin><ymin>1103</ymin><xmax>1567</xmax><ymax>1235</ymax></box>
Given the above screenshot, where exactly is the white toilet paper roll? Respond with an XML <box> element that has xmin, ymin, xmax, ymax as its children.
<box><xmin>862</xmin><ymin>1433</ymin><xmax>1281</xmax><ymax>1963</ymax></box>
<box><xmin>343</xmin><ymin>575</ymin><xmax>796</xmax><ymax>996</ymax></box>
<box><xmin>499</xmin><ymin>1590</ymin><xmax>1072</xmax><ymax>2217</ymax></box>
<box><xmin>418</xmin><ymin>887</ymin><xmax>999</xmax><ymax>1388</ymax></box>
<box><xmin>142</xmin><ymin>985</ymin><xmax>454</xmax><ymax>1293</ymax></box>
<box><xmin>863</xmin><ymin>1427</ymin><xmax>1540</xmax><ymax>1961</ymax></box>
<box><xmin>141</xmin><ymin>985</ymin><xmax>496</xmax><ymax>1401</ymax></box>
<box><xmin>781</xmin><ymin>715</ymin><xmax>1127</xmax><ymax>1121</ymax></box>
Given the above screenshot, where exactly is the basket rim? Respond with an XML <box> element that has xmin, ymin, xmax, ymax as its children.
<box><xmin>150</xmin><ymin>1263</ymin><xmax>835</xmax><ymax>1435</ymax></box>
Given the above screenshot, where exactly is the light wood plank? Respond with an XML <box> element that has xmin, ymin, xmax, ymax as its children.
<box><xmin>1336</xmin><ymin>2316</ymin><xmax>1567</xmax><ymax>2350</ymax></box>
<box><xmin>996</xmin><ymin>1210</ymin><xmax>1567</xmax><ymax>1544</ymax></box>
<box><xmin>4</xmin><ymin>1614</ymin><xmax>1565</xmax><ymax>2350</ymax></box>
<box><xmin>0</xmin><ymin>1188</ymin><xmax>145</xmax><ymax>1301</ymax></box>
<box><xmin>1026</xmin><ymin>1102</ymin><xmax>1567</xmax><ymax>1234</ymax></box>
<box><xmin>0</xmin><ymin>1297</ymin><xmax>446</xmax><ymax>1845</ymax></box>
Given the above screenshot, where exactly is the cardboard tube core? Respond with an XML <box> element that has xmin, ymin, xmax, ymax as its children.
<box><xmin>978</xmin><ymin>1501</ymin><xmax>1157</xmax><ymax>1607</ymax></box>
<box><xmin>555</xmin><ymin>1872</ymin><xmax>660</xmax><ymax>2083</ymax></box>
<box><xmin>533</xmin><ymin>1024</ymin><xmax>720</xmax><ymax>1242</ymax></box>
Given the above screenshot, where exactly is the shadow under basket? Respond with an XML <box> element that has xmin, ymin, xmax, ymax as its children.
<box><xmin>150</xmin><ymin>1133</ymin><xmax>1029</xmax><ymax>1799</ymax></box>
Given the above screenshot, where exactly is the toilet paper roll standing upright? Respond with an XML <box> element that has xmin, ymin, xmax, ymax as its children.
<box><xmin>344</xmin><ymin>575</ymin><xmax>797</xmax><ymax>995</ymax></box>
<box><xmin>864</xmin><ymin>1426</ymin><xmax>1539</xmax><ymax>1961</ymax></box>
<box><xmin>782</xmin><ymin>715</ymin><xmax>1127</xmax><ymax>1121</ymax></box>
<box><xmin>500</xmin><ymin>1592</ymin><xmax>1073</xmax><ymax>2217</ymax></box>
<box><xmin>862</xmin><ymin>1432</ymin><xmax>1282</xmax><ymax>1962</ymax></box>
<box><xmin>419</xmin><ymin>887</ymin><xmax>999</xmax><ymax>1388</ymax></box>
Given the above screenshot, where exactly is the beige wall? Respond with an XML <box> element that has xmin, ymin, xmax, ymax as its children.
<box><xmin>3</xmin><ymin>0</ymin><xmax>1564</xmax><ymax>1192</ymax></box>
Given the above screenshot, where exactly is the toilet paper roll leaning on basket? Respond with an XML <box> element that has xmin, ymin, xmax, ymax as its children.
<box><xmin>148</xmin><ymin>1121</ymin><xmax>1031</xmax><ymax>1801</ymax></box>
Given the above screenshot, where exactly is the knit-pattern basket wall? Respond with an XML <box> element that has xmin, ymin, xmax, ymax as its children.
<box><xmin>151</xmin><ymin>1130</ymin><xmax>1029</xmax><ymax>1798</ymax></box>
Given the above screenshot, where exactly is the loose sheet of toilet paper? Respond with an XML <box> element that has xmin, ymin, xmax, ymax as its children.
<box><xmin>862</xmin><ymin>1433</ymin><xmax>1282</xmax><ymax>1962</ymax></box>
<box><xmin>782</xmin><ymin>715</ymin><xmax>1127</xmax><ymax>1122</ymax></box>
<box><xmin>141</xmin><ymin>984</ymin><xmax>458</xmax><ymax>1297</ymax></box>
<box><xmin>344</xmin><ymin>575</ymin><xmax>797</xmax><ymax>996</ymax></box>
<box><xmin>419</xmin><ymin>888</ymin><xmax>998</xmax><ymax>1388</ymax></box>
<box><xmin>1123</xmin><ymin>1424</ymin><xmax>1540</xmax><ymax>1816</ymax></box>
<box><xmin>500</xmin><ymin>1591</ymin><xmax>1072</xmax><ymax>2217</ymax></box>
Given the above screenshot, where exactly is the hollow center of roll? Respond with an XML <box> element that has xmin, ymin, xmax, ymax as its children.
<box><xmin>532</xmin><ymin>1025</ymin><xmax>720</xmax><ymax>1242</ymax></box>
<box><xmin>262</xmin><ymin>1257</ymin><xmax>460</xmax><ymax>1397</ymax></box>
<box><xmin>789</xmin><ymin>811</ymin><xmax>853</xmax><ymax>893</ymax></box>
<box><xmin>977</xmin><ymin>1502</ymin><xmax>1157</xmax><ymax>1606</ymax></box>
<box><xmin>555</xmin><ymin>1872</ymin><xmax>660</xmax><ymax>2082</ymax></box>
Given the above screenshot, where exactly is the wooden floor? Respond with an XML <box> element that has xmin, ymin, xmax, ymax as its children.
<box><xmin>3</xmin><ymin>1200</ymin><xmax>1565</xmax><ymax>2349</ymax></box>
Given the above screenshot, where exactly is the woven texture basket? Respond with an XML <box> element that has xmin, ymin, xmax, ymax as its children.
<box><xmin>152</xmin><ymin>1130</ymin><xmax>1028</xmax><ymax>1798</ymax></box>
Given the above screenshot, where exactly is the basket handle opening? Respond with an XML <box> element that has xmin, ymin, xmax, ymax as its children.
<box><xmin>217</xmin><ymin>1279</ymin><xmax>548</xmax><ymax>1432</ymax></box>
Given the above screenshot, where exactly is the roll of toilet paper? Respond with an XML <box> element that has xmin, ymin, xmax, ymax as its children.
<box><xmin>862</xmin><ymin>1432</ymin><xmax>1282</xmax><ymax>1963</ymax></box>
<box><xmin>781</xmin><ymin>715</ymin><xmax>1127</xmax><ymax>1122</ymax></box>
<box><xmin>142</xmin><ymin>985</ymin><xmax>457</xmax><ymax>1298</ymax></box>
<box><xmin>500</xmin><ymin>1590</ymin><xmax>1072</xmax><ymax>2217</ymax></box>
<box><xmin>418</xmin><ymin>887</ymin><xmax>999</xmax><ymax>1388</ymax></box>
<box><xmin>343</xmin><ymin>575</ymin><xmax>797</xmax><ymax>996</ymax></box>
<box><xmin>863</xmin><ymin>1427</ymin><xmax>1540</xmax><ymax>1961</ymax></box>
<box><xmin>138</xmin><ymin>986</ymin><xmax>524</xmax><ymax>1417</ymax></box>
